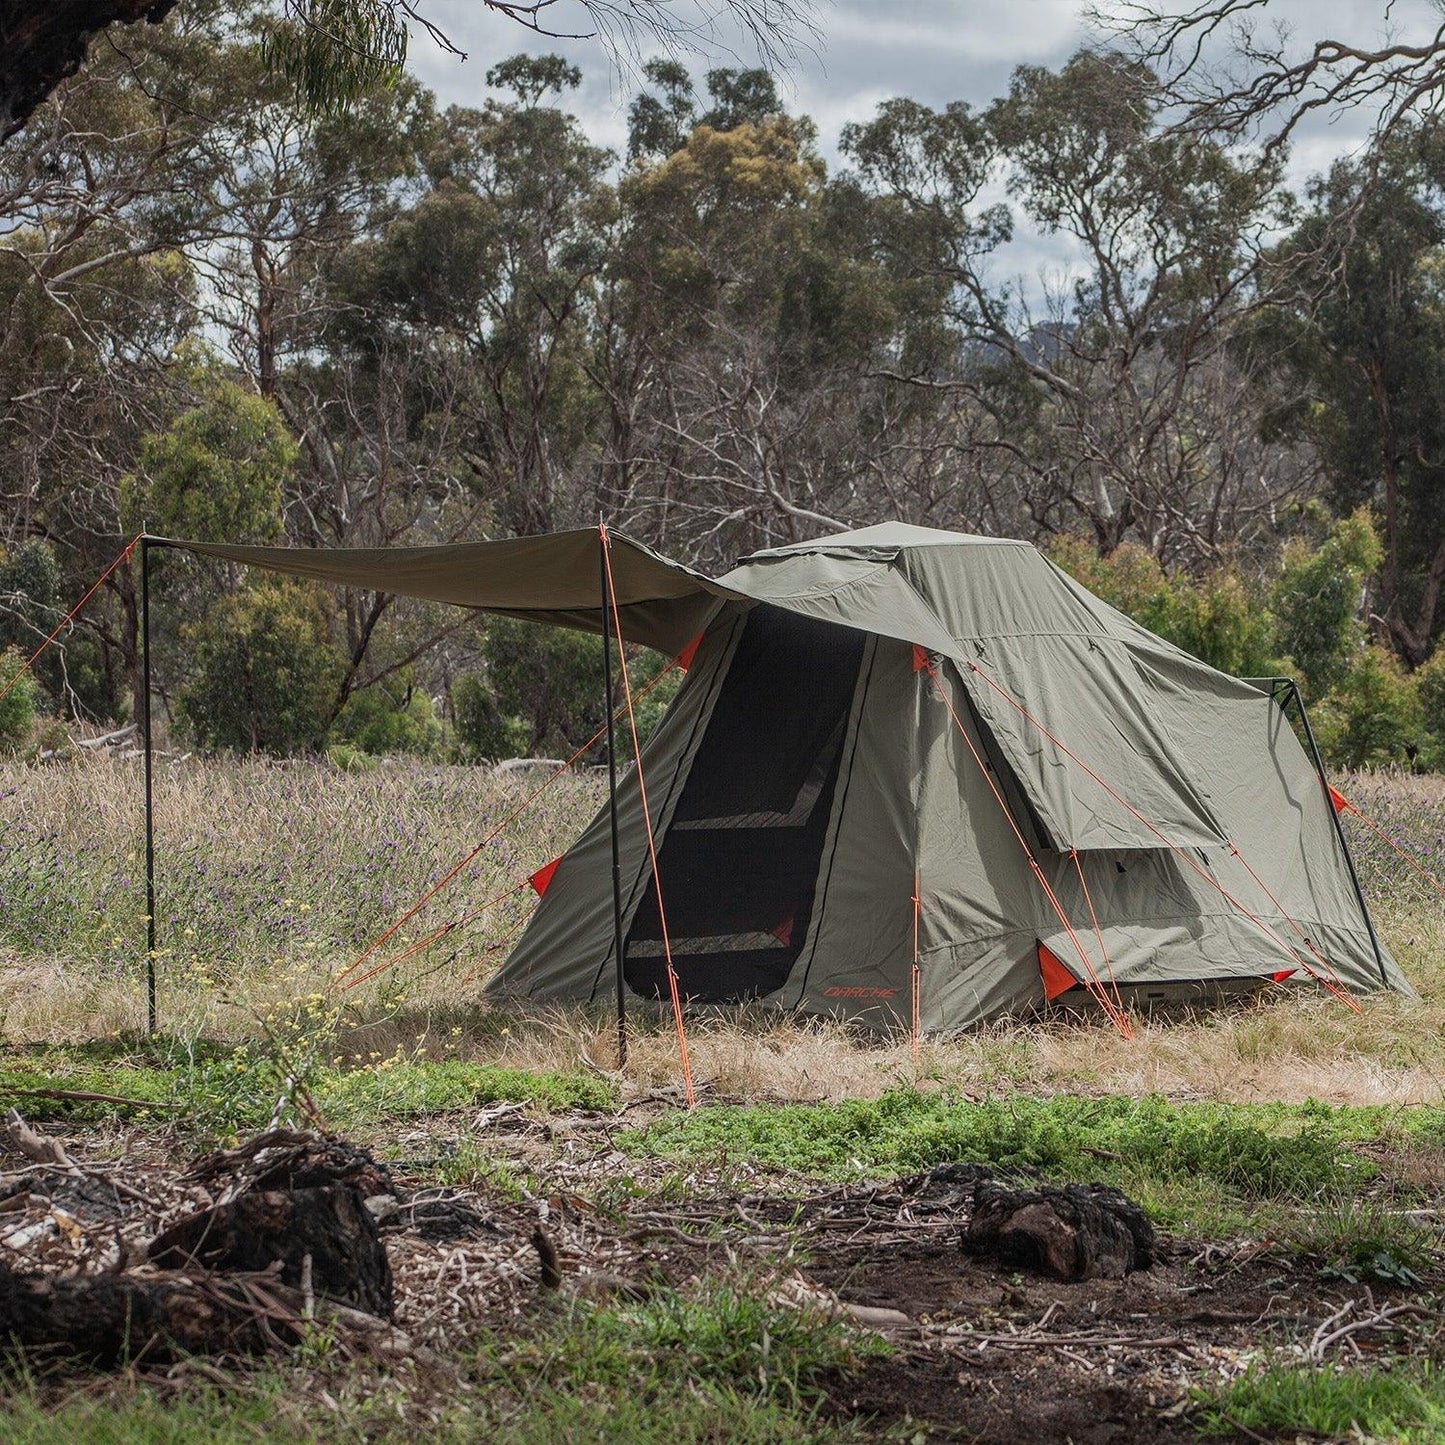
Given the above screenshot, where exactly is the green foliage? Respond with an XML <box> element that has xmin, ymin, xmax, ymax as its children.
<box><xmin>1285</xmin><ymin>1195</ymin><xmax>1434</xmax><ymax>1286</ymax></box>
<box><xmin>622</xmin><ymin>1090</ymin><xmax>1380</xmax><ymax>1203</ymax></box>
<box><xmin>1192</xmin><ymin>1362</ymin><xmax>1445</xmax><ymax>1442</ymax></box>
<box><xmin>1312</xmin><ymin>645</ymin><xmax>1427</xmax><ymax>769</ymax></box>
<box><xmin>0</xmin><ymin>1294</ymin><xmax>882</xmax><ymax>1442</ymax></box>
<box><xmin>178</xmin><ymin>580</ymin><xmax>345</xmax><ymax>754</ymax></box>
<box><xmin>482</xmin><ymin>617</ymin><xmax>606</xmax><ymax>755</ymax></box>
<box><xmin>485</xmin><ymin>54</ymin><xmax>582</xmax><ymax>105</ymax></box>
<box><xmin>260</xmin><ymin>0</ymin><xmax>408</xmax><ymax>115</ymax></box>
<box><xmin>473</xmin><ymin>1278</ymin><xmax>886</xmax><ymax>1424</ymax></box>
<box><xmin>332</xmin><ymin>678</ymin><xmax>441</xmax><ymax>757</ymax></box>
<box><xmin>315</xmin><ymin>1058</ymin><xmax>615</xmax><ymax>1123</ymax></box>
<box><xmin>0</xmin><ymin>1044</ymin><xmax>613</xmax><ymax>1140</ymax></box>
<box><xmin>0</xmin><ymin>649</ymin><xmax>37</xmax><ymax>750</ymax></box>
<box><xmin>1047</xmin><ymin>538</ymin><xmax>1277</xmax><ymax>676</ymax></box>
<box><xmin>1273</xmin><ymin>508</ymin><xmax>1383</xmax><ymax>699</ymax></box>
<box><xmin>451</xmin><ymin>669</ymin><xmax>525</xmax><ymax>761</ymax></box>
<box><xmin>1263</xmin><ymin>124</ymin><xmax>1445</xmax><ymax>664</ymax></box>
<box><xmin>454</xmin><ymin>622</ymin><xmax>685</xmax><ymax>759</ymax></box>
<box><xmin>1157</xmin><ymin>566</ymin><xmax>1278</xmax><ymax>678</ymax></box>
<box><xmin>123</xmin><ymin>377</ymin><xmax>294</xmax><ymax>544</ymax></box>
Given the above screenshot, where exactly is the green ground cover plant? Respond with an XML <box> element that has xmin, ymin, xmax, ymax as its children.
<box><xmin>0</xmin><ymin>1041</ymin><xmax>613</xmax><ymax>1138</ymax></box>
<box><xmin>1192</xmin><ymin>1361</ymin><xmax>1445</xmax><ymax>1441</ymax></box>
<box><xmin>621</xmin><ymin>1089</ymin><xmax>1403</xmax><ymax>1195</ymax></box>
<box><xmin>620</xmin><ymin>1089</ymin><xmax>1442</xmax><ymax>1234</ymax></box>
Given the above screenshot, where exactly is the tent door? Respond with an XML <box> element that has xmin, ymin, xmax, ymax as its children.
<box><xmin>623</xmin><ymin>607</ymin><xmax>868</xmax><ymax>1003</ymax></box>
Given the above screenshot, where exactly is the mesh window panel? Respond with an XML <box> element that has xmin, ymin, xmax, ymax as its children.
<box><xmin>625</xmin><ymin>607</ymin><xmax>867</xmax><ymax>1003</ymax></box>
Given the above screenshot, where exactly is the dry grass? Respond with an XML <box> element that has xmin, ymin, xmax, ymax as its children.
<box><xmin>1</xmin><ymin>753</ymin><xmax>1443</xmax><ymax>1107</ymax></box>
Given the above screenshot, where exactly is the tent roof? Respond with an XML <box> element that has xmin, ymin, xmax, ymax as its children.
<box><xmin>154</xmin><ymin>522</ymin><xmax>1023</xmax><ymax>661</ymax></box>
<box><xmin>150</xmin><ymin>522</ymin><xmax>1305</xmax><ymax>854</ymax></box>
<box><xmin>742</xmin><ymin>522</ymin><xmax>1029</xmax><ymax>559</ymax></box>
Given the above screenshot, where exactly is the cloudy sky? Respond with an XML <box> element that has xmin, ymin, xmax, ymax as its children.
<box><xmin>404</xmin><ymin>0</ymin><xmax>1444</xmax><ymax>172</ymax></box>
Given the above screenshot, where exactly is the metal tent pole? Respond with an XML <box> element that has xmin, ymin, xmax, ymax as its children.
<box><xmin>601</xmin><ymin>528</ymin><xmax>627</xmax><ymax>1067</ymax></box>
<box><xmin>140</xmin><ymin>538</ymin><xmax>157</xmax><ymax>1034</ymax></box>
<box><xmin>1282</xmin><ymin>679</ymin><xmax>1389</xmax><ymax>988</ymax></box>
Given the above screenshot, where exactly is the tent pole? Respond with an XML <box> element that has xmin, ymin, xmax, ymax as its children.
<box><xmin>141</xmin><ymin>538</ymin><xmax>157</xmax><ymax>1035</ymax></box>
<box><xmin>1282</xmin><ymin>680</ymin><xmax>1389</xmax><ymax>988</ymax></box>
<box><xmin>601</xmin><ymin>529</ymin><xmax>627</xmax><ymax>1067</ymax></box>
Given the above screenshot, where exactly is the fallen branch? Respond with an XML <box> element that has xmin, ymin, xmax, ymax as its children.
<box><xmin>1308</xmin><ymin>1298</ymin><xmax>1432</xmax><ymax>1360</ymax></box>
<box><xmin>3</xmin><ymin>1110</ymin><xmax>78</xmax><ymax>1173</ymax></box>
<box><xmin>5</xmin><ymin>1087</ymin><xmax>179</xmax><ymax>1111</ymax></box>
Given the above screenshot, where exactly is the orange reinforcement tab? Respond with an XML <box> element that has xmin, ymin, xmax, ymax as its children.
<box><xmin>675</xmin><ymin>634</ymin><xmax>703</xmax><ymax>672</ymax></box>
<box><xmin>1038</xmin><ymin>943</ymin><xmax>1079</xmax><ymax>1001</ymax></box>
<box><xmin>1271</xmin><ymin>968</ymin><xmax>1296</xmax><ymax>983</ymax></box>
<box><xmin>912</xmin><ymin>643</ymin><xmax>930</xmax><ymax>673</ymax></box>
<box><xmin>528</xmin><ymin>857</ymin><xmax>561</xmax><ymax>897</ymax></box>
<box><xmin>1329</xmin><ymin>785</ymin><xmax>1354</xmax><ymax>815</ymax></box>
<box><xmin>768</xmin><ymin>915</ymin><xmax>795</xmax><ymax>947</ymax></box>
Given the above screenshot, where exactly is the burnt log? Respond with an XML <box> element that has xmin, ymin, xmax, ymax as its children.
<box><xmin>962</xmin><ymin>1181</ymin><xmax>1155</xmax><ymax>1281</ymax></box>
<box><xmin>148</xmin><ymin>1184</ymin><xmax>393</xmax><ymax>1319</ymax></box>
<box><xmin>0</xmin><ymin>1260</ymin><xmax>291</xmax><ymax>1365</ymax></box>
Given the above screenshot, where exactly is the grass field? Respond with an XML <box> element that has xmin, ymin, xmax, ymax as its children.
<box><xmin>0</xmin><ymin>752</ymin><xmax>1442</xmax><ymax>1441</ymax></box>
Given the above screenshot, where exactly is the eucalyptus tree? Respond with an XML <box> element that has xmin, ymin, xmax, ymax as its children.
<box><xmin>346</xmin><ymin>55</ymin><xmax>612</xmax><ymax>537</ymax></box>
<box><xmin>2</xmin><ymin>0</ymin><xmax>817</xmax><ymax>139</ymax></box>
<box><xmin>1255</xmin><ymin>123</ymin><xmax>1445</xmax><ymax>664</ymax></box>
<box><xmin>843</xmin><ymin>50</ymin><xmax>1296</xmax><ymax>565</ymax></box>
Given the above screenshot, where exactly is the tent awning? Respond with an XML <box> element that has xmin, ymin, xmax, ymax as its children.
<box><xmin>151</xmin><ymin>530</ymin><xmax>739</xmax><ymax>657</ymax></box>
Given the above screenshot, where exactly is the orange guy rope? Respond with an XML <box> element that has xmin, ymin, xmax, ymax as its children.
<box><xmin>339</xmin><ymin>880</ymin><xmax>530</xmax><ymax>994</ymax></box>
<box><xmin>1069</xmin><ymin>848</ymin><xmax>1126</xmax><ymax>1021</ymax></box>
<box><xmin>1341</xmin><ymin>799</ymin><xmax>1445</xmax><ymax>905</ymax></box>
<box><xmin>966</xmin><ymin>659</ymin><xmax>1361</xmax><ymax>1013</ymax></box>
<box><xmin>602</xmin><ymin>524</ymin><xmax>696</xmax><ymax>1108</ymax></box>
<box><xmin>0</xmin><ymin>535</ymin><xmax>140</xmax><ymax>706</ymax></box>
<box><xmin>332</xmin><ymin>655</ymin><xmax>682</xmax><ymax>988</ymax></box>
<box><xmin>1227</xmin><ymin>843</ymin><xmax>1349</xmax><ymax>997</ymax></box>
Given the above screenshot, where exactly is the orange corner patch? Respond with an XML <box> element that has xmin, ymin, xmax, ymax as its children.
<box><xmin>675</xmin><ymin>634</ymin><xmax>703</xmax><ymax>672</ymax></box>
<box><xmin>528</xmin><ymin>857</ymin><xmax>561</xmax><ymax>897</ymax></box>
<box><xmin>1038</xmin><ymin>943</ymin><xmax>1079</xmax><ymax>1001</ymax></box>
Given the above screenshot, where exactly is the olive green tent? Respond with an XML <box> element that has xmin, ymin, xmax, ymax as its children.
<box><xmin>167</xmin><ymin>522</ymin><xmax>1407</xmax><ymax>1032</ymax></box>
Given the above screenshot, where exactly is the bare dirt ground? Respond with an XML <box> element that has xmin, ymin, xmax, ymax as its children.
<box><xmin>2</xmin><ymin>1102</ymin><xmax>1438</xmax><ymax>1443</ymax></box>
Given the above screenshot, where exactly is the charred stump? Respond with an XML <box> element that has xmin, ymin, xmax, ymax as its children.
<box><xmin>962</xmin><ymin>1181</ymin><xmax>1155</xmax><ymax>1281</ymax></box>
<box><xmin>148</xmin><ymin>1184</ymin><xmax>393</xmax><ymax>1319</ymax></box>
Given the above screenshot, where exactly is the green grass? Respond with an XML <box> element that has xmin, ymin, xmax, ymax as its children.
<box><xmin>1283</xmin><ymin>1194</ymin><xmax>1438</xmax><ymax>1286</ymax></box>
<box><xmin>620</xmin><ymin>1089</ymin><xmax>1445</xmax><ymax>1234</ymax></box>
<box><xmin>0</xmin><ymin>1386</ymin><xmax>874</xmax><ymax>1445</ymax></box>
<box><xmin>0</xmin><ymin>1281</ymin><xmax>887</xmax><ymax>1444</ymax></box>
<box><xmin>468</xmin><ymin>1277</ymin><xmax>884</xmax><ymax>1421</ymax></box>
<box><xmin>621</xmin><ymin>1089</ymin><xmax>1391</xmax><ymax>1196</ymax></box>
<box><xmin>0</xmin><ymin>1040</ymin><xmax>615</xmax><ymax>1139</ymax></box>
<box><xmin>1193</xmin><ymin>1361</ymin><xmax>1445</xmax><ymax>1441</ymax></box>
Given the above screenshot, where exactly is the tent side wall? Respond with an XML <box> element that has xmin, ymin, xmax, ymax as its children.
<box><xmin>782</xmin><ymin>637</ymin><xmax>923</xmax><ymax>1027</ymax></box>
